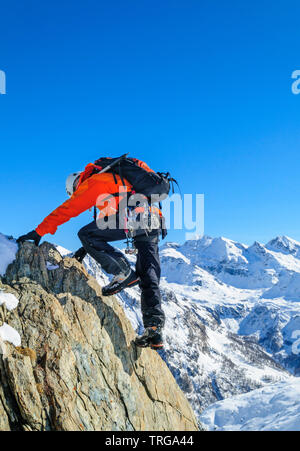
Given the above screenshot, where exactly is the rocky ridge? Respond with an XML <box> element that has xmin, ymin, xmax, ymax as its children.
<box><xmin>0</xmin><ymin>240</ymin><xmax>198</xmax><ymax>431</ymax></box>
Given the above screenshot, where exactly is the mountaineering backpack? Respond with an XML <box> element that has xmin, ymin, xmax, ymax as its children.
<box><xmin>76</xmin><ymin>154</ymin><xmax>175</xmax><ymax>241</ymax></box>
<box><xmin>92</xmin><ymin>154</ymin><xmax>177</xmax><ymax>200</ymax></box>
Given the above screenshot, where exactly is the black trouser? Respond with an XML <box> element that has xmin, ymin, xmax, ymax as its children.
<box><xmin>78</xmin><ymin>220</ymin><xmax>165</xmax><ymax>328</ymax></box>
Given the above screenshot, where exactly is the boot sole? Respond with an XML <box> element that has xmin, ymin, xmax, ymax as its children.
<box><xmin>150</xmin><ymin>343</ymin><xmax>164</xmax><ymax>349</ymax></box>
<box><xmin>135</xmin><ymin>340</ymin><xmax>164</xmax><ymax>349</ymax></box>
<box><xmin>135</xmin><ymin>343</ymin><xmax>164</xmax><ymax>350</ymax></box>
<box><xmin>102</xmin><ymin>277</ymin><xmax>140</xmax><ymax>296</ymax></box>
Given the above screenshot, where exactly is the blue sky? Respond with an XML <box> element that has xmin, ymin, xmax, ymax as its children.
<box><xmin>0</xmin><ymin>0</ymin><xmax>300</xmax><ymax>250</ymax></box>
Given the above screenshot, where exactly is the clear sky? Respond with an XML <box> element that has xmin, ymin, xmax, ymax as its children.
<box><xmin>0</xmin><ymin>0</ymin><xmax>300</xmax><ymax>251</ymax></box>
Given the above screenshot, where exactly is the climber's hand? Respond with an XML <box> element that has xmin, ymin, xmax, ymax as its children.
<box><xmin>17</xmin><ymin>230</ymin><xmax>42</xmax><ymax>246</ymax></box>
<box><xmin>73</xmin><ymin>247</ymin><xmax>87</xmax><ymax>263</ymax></box>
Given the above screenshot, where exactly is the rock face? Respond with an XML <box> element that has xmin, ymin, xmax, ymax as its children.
<box><xmin>0</xmin><ymin>242</ymin><xmax>198</xmax><ymax>431</ymax></box>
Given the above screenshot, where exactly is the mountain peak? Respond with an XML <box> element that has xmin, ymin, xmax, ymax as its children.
<box><xmin>266</xmin><ymin>235</ymin><xmax>300</xmax><ymax>255</ymax></box>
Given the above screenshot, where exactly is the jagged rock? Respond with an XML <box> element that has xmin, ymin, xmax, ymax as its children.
<box><xmin>0</xmin><ymin>242</ymin><xmax>198</xmax><ymax>431</ymax></box>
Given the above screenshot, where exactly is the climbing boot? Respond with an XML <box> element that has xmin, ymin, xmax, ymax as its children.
<box><xmin>102</xmin><ymin>269</ymin><xmax>140</xmax><ymax>296</ymax></box>
<box><xmin>135</xmin><ymin>326</ymin><xmax>164</xmax><ymax>349</ymax></box>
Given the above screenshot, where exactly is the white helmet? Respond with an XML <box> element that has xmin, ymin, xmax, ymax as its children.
<box><xmin>66</xmin><ymin>172</ymin><xmax>81</xmax><ymax>197</ymax></box>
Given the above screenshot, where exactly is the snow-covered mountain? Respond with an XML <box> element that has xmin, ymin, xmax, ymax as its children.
<box><xmin>1</xmin><ymin>232</ymin><xmax>300</xmax><ymax>429</ymax></box>
<box><xmin>79</xmin><ymin>234</ymin><xmax>300</xmax><ymax>421</ymax></box>
<box><xmin>159</xmin><ymin>235</ymin><xmax>300</xmax><ymax>374</ymax></box>
<box><xmin>200</xmin><ymin>378</ymin><xmax>300</xmax><ymax>431</ymax></box>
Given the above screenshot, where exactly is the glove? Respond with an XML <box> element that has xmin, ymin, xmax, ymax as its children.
<box><xmin>73</xmin><ymin>247</ymin><xmax>87</xmax><ymax>263</ymax></box>
<box><xmin>17</xmin><ymin>230</ymin><xmax>42</xmax><ymax>246</ymax></box>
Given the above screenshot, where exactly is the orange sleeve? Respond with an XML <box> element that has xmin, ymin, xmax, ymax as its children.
<box><xmin>36</xmin><ymin>174</ymin><xmax>131</xmax><ymax>237</ymax></box>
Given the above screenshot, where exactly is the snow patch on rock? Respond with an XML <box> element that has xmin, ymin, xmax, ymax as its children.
<box><xmin>0</xmin><ymin>292</ymin><xmax>19</xmax><ymax>311</ymax></box>
<box><xmin>0</xmin><ymin>323</ymin><xmax>21</xmax><ymax>347</ymax></box>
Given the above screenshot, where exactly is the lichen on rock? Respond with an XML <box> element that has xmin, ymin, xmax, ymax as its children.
<box><xmin>0</xmin><ymin>241</ymin><xmax>198</xmax><ymax>431</ymax></box>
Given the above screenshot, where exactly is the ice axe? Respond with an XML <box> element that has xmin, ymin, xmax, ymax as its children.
<box><xmin>96</xmin><ymin>152</ymin><xmax>129</xmax><ymax>175</ymax></box>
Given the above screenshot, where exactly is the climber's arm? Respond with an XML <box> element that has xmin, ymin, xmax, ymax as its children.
<box><xmin>35</xmin><ymin>177</ymin><xmax>106</xmax><ymax>237</ymax></box>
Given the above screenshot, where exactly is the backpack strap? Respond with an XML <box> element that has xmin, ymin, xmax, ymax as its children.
<box><xmin>158</xmin><ymin>172</ymin><xmax>180</xmax><ymax>195</ymax></box>
<box><xmin>117</xmin><ymin>161</ymin><xmax>126</xmax><ymax>186</ymax></box>
<box><xmin>112</xmin><ymin>172</ymin><xmax>118</xmax><ymax>184</ymax></box>
<box><xmin>170</xmin><ymin>177</ymin><xmax>180</xmax><ymax>194</ymax></box>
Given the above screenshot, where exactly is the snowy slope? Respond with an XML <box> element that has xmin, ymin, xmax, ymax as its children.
<box><xmin>111</xmin><ymin>235</ymin><xmax>300</xmax><ymax>417</ymax></box>
<box><xmin>200</xmin><ymin>378</ymin><xmax>300</xmax><ymax>431</ymax></box>
<box><xmin>0</xmin><ymin>234</ymin><xmax>18</xmax><ymax>276</ymax></box>
<box><xmin>75</xmin><ymin>235</ymin><xmax>300</xmax><ymax>418</ymax></box>
<box><xmin>158</xmin><ymin>236</ymin><xmax>300</xmax><ymax>376</ymax></box>
<box><xmin>0</xmin><ymin>234</ymin><xmax>21</xmax><ymax>348</ymax></box>
<box><xmin>1</xmin><ymin>232</ymin><xmax>300</xmax><ymax>426</ymax></box>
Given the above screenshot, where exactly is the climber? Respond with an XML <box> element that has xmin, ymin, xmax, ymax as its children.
<box><xmin>17</xmin><ymin>155</ymin><xmax>174</xmax><ymax>349</ymax></box>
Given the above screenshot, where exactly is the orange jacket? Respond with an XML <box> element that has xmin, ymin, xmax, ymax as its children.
<box><xmin>36</xmin><ymin>173</ymin><xmax>132</xmax><ymax>237</ymax></box>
